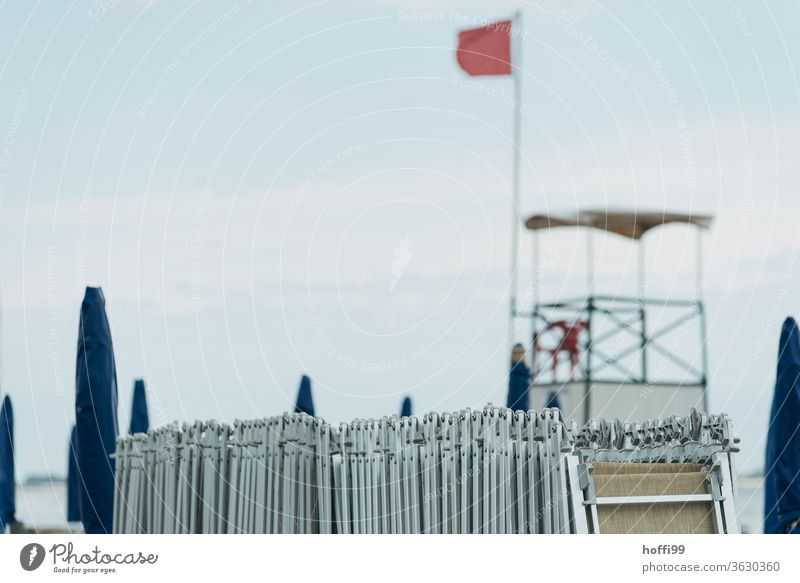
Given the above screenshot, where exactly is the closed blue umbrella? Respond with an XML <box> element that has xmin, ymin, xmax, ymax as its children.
<box><xmin>506</xmin><ymin>351</ymin><xmax>531</xmax><ymax>412</ymax></box>
<box><xmin>75</xmin><ymin>287</ymin><xmax>119</xmax><ymax>534</ymax></box>
<box><xmin>129</xmin><ymin>379</ymin><xmax>149</xmax><ymax>435</ymax></box>
<box><xmin>295</xmin><ymin>375</ymin><xmax>315</xmax><ymax>416</ymax></box>
<box><xmin>545</xmin><ymin>390</ymin><xmax>561</xmax><ymax>411</ymax></box>
<box><xmin>764</xmin><ymin>317</ymin><xmax>800</xmax><ymax>534</ymax></box>
<box><xmin>67</xmin><ymin>425</ymin><xmax>81</xmax><ymax>523</ymax></box>
<box><xmin>400</xmin><ymin>397</ymin><xmax>412</xmax><ymax>417</ymax></box>
<box><xmin>0</xmin><ymin>395</ymin><xmax>15</xmax><ymax>533</ymax></box>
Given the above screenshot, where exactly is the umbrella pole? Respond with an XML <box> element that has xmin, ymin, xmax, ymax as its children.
<box><xmin>586</xmin><ymin>228</ymin><xmax>594</xmax><ymax>295</ymax></box>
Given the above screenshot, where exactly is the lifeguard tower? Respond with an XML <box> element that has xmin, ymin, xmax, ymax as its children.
<box><xmin>517</xmin><ymin>209</ymin><xmax>713</xmax><ymax>426</ymax></box>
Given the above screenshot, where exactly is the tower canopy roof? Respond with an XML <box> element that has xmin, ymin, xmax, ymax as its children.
<box><xmin>524</xmin><ymin>209</ymin><xmax>713</xmax><ymax>240</ymax></box>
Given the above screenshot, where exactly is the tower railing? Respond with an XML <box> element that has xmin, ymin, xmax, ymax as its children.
<box><xmin>519</xmin><ymin>294</ymin><xmax>707</xmax><ymax>387</ymax></box>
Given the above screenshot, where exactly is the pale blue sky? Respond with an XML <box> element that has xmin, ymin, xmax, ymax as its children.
<box><xmin>1</xmin><ymin>0</ymin><xmax>799</xmax><ymax>486</ymax></box>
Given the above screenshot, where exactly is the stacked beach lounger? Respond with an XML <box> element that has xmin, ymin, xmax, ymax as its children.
<box><xmin>574</xmin><ymin>411</ymin><xmax>739</xmax><ymax>534</ymax></box>
<box><xmin>113</xmin><ymin>406</ymin><xmax>739</xmax><ymax>534</ymax></box>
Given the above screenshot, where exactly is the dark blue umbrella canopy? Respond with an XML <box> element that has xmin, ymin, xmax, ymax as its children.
<box><xmin>764</xmin><ymin>317</ymin><xmax>800</xmax><ymax>534</ymax></box>
<box><xmin>75</xmin><ymin>287</ymin><xmax>119</xmax><ymax>534</ymax></box>
<box><xmin>67</xmin><ymin>425</ymin><xmax>81</xmax><ymax>523</ymax></box>
<box><xmin>545</xmin><ymin>390</ymin><xmax>562</xmax><ymax>411</ymax></box>
<box><xmin>506</xmin><ymin>360</ymin><xmax>530</xmax><ymax>412</ymax></box>
<box><xmin>295</xmin><ymin>375</ymin><xmax>315</xmax><ymax>416</ymax></box>
<box><xmin>0</xmin><ymin>395</ymin><xmax>15</xmax><ymax>532</ymax></box>
<box><xmin>400</xmin><ymin>397</ymin><xmax>412</xmax><ymax>418</ymax></box>
<box><xmin>128</xmin><ymin>379</ymin><xmax>149</xmax><ymax>435</ymax></box>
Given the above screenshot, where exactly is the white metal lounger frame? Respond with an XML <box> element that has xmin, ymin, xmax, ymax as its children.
<box><xmin>574</xmin><ymin>453</ymin><xmax>737</xmax><ymax>534</ymax></box>
<box><xmin>572</xmin><ymin>412</ymin><xmax>740</xmax><ymax>534</ymax></box>
<box><xmin>327</xmin><ymin>408</ymin><xmax>575</xmax><ymax>534</ymax></box>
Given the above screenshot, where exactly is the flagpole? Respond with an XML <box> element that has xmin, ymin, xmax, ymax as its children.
<box><xmin>509</xmin><ymin>10</ymin><xmax>522</xmax><ymax>355</ymax></box>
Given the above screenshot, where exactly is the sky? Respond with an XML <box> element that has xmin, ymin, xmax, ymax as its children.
<box><xmin>0</xmin><ymin>0</ymin><xmax>799</xmax><ymax>482</ymax></box>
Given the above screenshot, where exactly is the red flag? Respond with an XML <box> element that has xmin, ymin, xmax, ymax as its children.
<box><xmin>456</xmin><ymin>20</ymin><xmax>513</xmax><ymax>76</ymax></box>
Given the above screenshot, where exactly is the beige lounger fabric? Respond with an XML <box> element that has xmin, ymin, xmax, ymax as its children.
<box><xmin>592</xmin><ymin>462</ymin><xmax>716</xmax><ymax>534</ymax></box>
<box><xmin>592</xmin><ymin>462</ymin><xmax>704</xmax><ymax>475</ymax></box>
